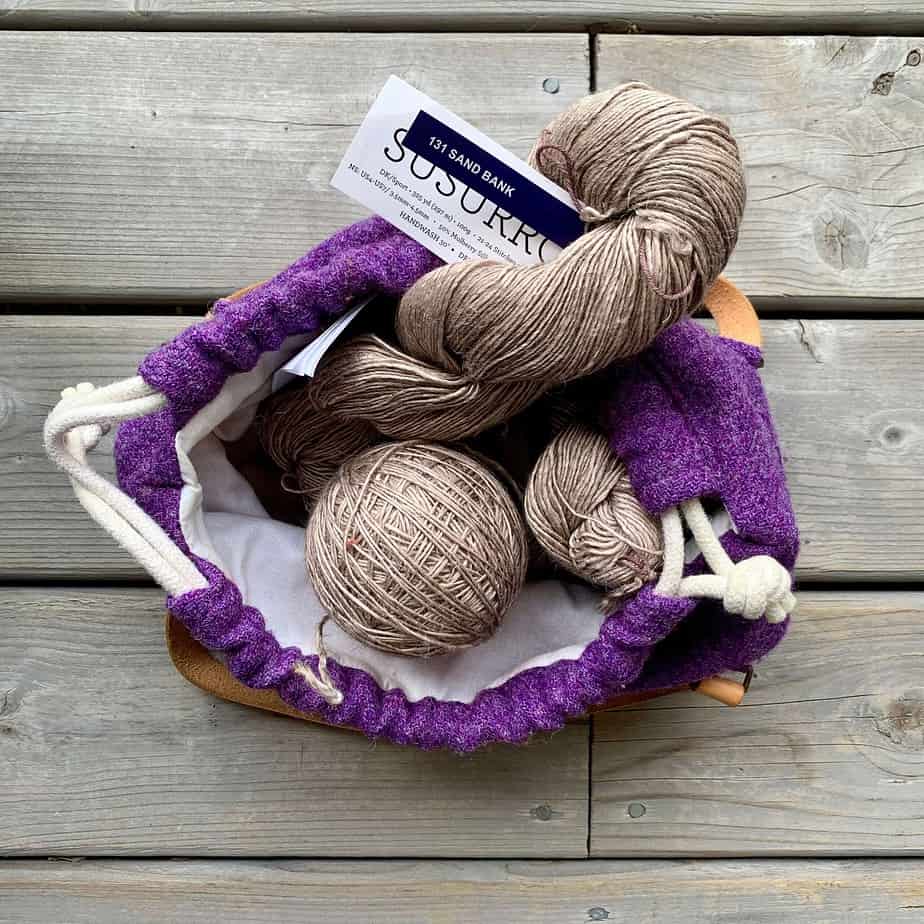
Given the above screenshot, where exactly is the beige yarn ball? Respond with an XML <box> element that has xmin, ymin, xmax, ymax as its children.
<box><xmin>525</xmin><ymin>424</ymin><xmax>663</xmax><ymax>606</ymax></box>
<box><xmin>306</xmin><ymin>441</ymin><xmax>529</xmax><ymax>657</ymax></box>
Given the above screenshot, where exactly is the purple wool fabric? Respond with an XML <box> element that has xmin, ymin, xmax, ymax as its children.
<box><xmin>115</xmin><ymin>216</ymin><xmax>798</xmax><ymax>751</ymax></box>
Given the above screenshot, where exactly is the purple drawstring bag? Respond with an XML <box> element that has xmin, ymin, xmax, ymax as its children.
<box><xmin>46</xmin><ymin>217</ymin><xmax>798</xmax><ymax>752</ymax></box>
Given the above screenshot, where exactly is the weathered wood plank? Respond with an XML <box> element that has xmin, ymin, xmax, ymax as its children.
<box><xmin>3</xmin><ymin>315</ymin><xmax>922</xmax><ymax>581</ymax></box>
<box><xmin>763</xmin><ymin>318</ymin><xmax>924</xmax><ymax>581</ymax></box>
<box><xmin>0</xmin><ymin>315</ymin><xmax>188</xmax><ymax>578</ymax></box>
<box><xmin>0</xmin><ymin>587</ymin><xmax>589</xmax><ymax>857</ymax></box>
<box><xmin>591</xmin><ymin>591</ymin><xmax>924</xmax><ymax>856</ymax></box>
<box><xmin>598</xmin><ymin>35</ymin><xmax>924</xmax><ymax>305</ymax></box>
<box><xmin>2</xmin><ymin>859</ymin><xmax>924</xmax><ymax>923</ymax></box>
<box><xmin>1</xmin><ymin>1</ymin><xmax>923</xmax><ymax>34</ymax></box>
<box><xmin>0</xmin><ymin>31</ymin><xmax>588</xmax><ymax>302</ymax></box>
<box><xmin>3</xmin><ymin>34</ymin><xmax>924</xmax><ymax>303</ymax></box>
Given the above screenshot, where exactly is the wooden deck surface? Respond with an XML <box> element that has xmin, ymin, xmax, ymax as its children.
<box><xmin>1</xmin><ymin>4</ymin><xmax>923</xmax><ymax>920</ymax></box>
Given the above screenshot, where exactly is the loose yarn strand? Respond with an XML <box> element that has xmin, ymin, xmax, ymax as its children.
<box><xmin>638</xmin><ymin>235</ymin><xmax>699</xmax><ymax>302</ymax></box>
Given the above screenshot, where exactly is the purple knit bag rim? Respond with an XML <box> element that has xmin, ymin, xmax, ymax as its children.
<box><xmin>115</xmin><ymin>217</ymin><xmax>796</xmax><ymax>751</ymax></box>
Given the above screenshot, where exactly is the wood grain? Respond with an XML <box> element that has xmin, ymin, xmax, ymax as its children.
<box><xmin>3</xmin><ymin>35</ymin><xmax>924</xmax><ymax>302</ymax></box>
<box><xmin>1</xmin><ymin>1</ymin><xmax>923</xmax><ymax>33</ymax></box>
<box><xmin>761</xmin><ymin>318</ymin><xmax>924</xmax><ymax>581</ymax></box>
<box><xmin>0</xmin><ymin>315</ymin><xmax>188</xmax><ymax>578</ymax></box>
<box><xmin>591</xmin><ymin>592</ymin><xmax>924</xmax><ymax>856</ymax></box>
<box><xmin>2</xmin><ymin>859</ymin><xmax>924</xmax><ymax>923</ymax></box>
<box><xmin>0</xmin><ymin>587</ymin><xmax>589</xmax><ymax>857</ymax></box>
<box><xmin>3</xmin><ymin>315</ymin><xmax>922</xmax><ymax>581</ymax></box>
<box><xmin>0</xmin><ymin>31</ymin><xmax>588</xmax><ymax>302</ymax></box>
<box><xmin>598</xmin><ymin>35</ymin><xmax>924</xmax><ymax>305</ymax></box>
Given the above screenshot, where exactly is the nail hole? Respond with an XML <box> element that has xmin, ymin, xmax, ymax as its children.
<box><xmin>627</xmin><ymin>802</ymin><xmax>646</xmax><ymax>818</ymax></box>
<box><xmin>883</xmin><ymin>425</ymin><xmax>905</xmax><ymax>446</ymax></box>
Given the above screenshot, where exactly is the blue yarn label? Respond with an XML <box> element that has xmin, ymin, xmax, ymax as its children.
<box><xmin>401</xmin><ymin>110</ymin><xmax>584</xmax><ymax>250</ymax></box>
<box><xmin>331</xmin><ymin>75</ymin><xmax>581</xmax><ymax>265</ymax></box>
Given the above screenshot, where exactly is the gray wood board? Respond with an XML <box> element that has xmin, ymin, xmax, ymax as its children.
<box><xmin>0</xmin><ymin>31</ymin><xmax>589</xmax><ymax>301</ymax></box>
<box><xmin>591</xmin><ymin>591</ymin><xmax>924</xmax><ymax>856</ymax></box>
<box><xmin>0</xmin><ymin>586</ymin><xmax>589</xmax><ymax>857</ymax></box>
<box><xmin>1</xmin><ymin>1</ymin><xmax>923</xmax><ymax>33</ymax></box>
<box><xmin>597</xmin><ymin>35</ymin><xmax>924</xmax><ymax>306</ymax></box>
<box><xmin>0</xmin><ymin>315</ymin><xmax>188</xmax><ymax>579</ymax></box>
<box><xmin>3</xmin><ymin>34</ymin><xmax>924</xmax><ymax>303</ymax></box>
<box><xmin>2</xmin><ymin>315</ymin><xmax>922</xmax><ymax>581</ymax></box>
<box><xmin>2</xmin><ymin>859</ymin><xmax>924</xmax><ymax>923</ymax></box>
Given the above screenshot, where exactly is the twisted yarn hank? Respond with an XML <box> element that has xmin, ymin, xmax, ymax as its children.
<box><xmin>307</xmin><ymin>82</ymin><xmax>745</xmax><ymax>443</ymax></box>
<box><xmin>306</xmin><ymin>441</ymin><xmax>529</xmax><ymax>657</ymax></box>
<box><xmin>525</xmin><ymin>423</ymin><xmax>663</xmax><ymax>609</ymax></box>
<box><xmin>310</xmin><ymin>334</ymin><xmax>546</xmax><ymax>441</ymax></box>
<box><xmin>396</xmin><ymin>82</ymin><xmax>745</xmax><ymax>384</ymax></box>
<box><xmin>258</xmin><ymin>383</ymin><xmax>378</xmax><ymax>507</ymax></box>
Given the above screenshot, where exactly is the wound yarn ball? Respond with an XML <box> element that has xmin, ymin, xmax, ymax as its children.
<box><xmin>257</xmin><ymin>383</ymin><xmax>378</xmax><ymax>507</ymax></box>
<box><xmin>306</xmin><ymin>441</ymin><xmax>529</xmax><ymax>657</ymax></box>
<box><xmin>525</xmin><ymin>424</ymin><xmax>663</xmax><ymax>608</ymax></box>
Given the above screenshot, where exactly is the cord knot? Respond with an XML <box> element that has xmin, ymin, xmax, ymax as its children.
<box><xmin>723</xmin><ymin>555</ymin><xmax>796</xmax><ymax>624</ymax></box>
<box><xmin>657</xmin><ymin>499</ymin><xmax>797</xmax><ymax>625</ymax></box>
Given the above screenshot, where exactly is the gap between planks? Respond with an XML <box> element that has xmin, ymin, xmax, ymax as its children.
<box><xmin>1</xmin><ymin>859</ymin><xmax>924</xmax><ymax>923</ymax></box>
<box><xmin>1</xmin><ymin>2</ymin><xmax>924</xmax><ymax>34</ymax></box>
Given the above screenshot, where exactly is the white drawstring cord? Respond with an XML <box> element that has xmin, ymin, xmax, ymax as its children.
<box><xmin>656</xmin><ymin>497</ymin><xmax>796</xmax><ymax>623</ymax></box>
<box><xmin>45</xmin><ymin>378</ymin><xmax>791</xmax><ymax>702</ymax></box>
<box><xmin>44</xmin><ymin>377</ymin><xmax>344</xmax><ymax>706</ymax></box>
<box><xmin>293</xmin><ymin>618</ymin><xmax>344</xmax><ymax>706</ymax></box>
<box><xmin>44</xmin><ymin>379</ymin><xmax>206</xmax><ymax>595</ymax></box>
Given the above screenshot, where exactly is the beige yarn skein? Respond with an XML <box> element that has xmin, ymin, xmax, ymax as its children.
<box><xmin>310</xmin><ymin>334</ymin><xmax>546</xmax><ymax>441</ymax></box>
<box><xmin>525</xmin><ymin>424</ymin><xmax>663</xmax><ymax>608</ymax></box>
<box><xmin>258</xmin><ymin>384</ymin><xmax>378</xmax><ymax>506</ymax></box>
<box><xmin>397</xmin><ymin>82</ymin><xmax>746</xmax><ymax>385</ymax></box>
<box><xmin>307</xmin><ymin>441</ymin><xmax>529</xmax><ymax>657</ymax></box>
<box><xmin>309</xmin><ymin>83</ymin><xmax>745</xmax><ymax>442</ymax></box>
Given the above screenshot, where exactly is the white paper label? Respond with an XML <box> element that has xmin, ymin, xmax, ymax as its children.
<box><xmin>272</xmin><ymin>296</ymin><xmax>372</xmax><ymax>390</ymax></box>
<box><xmin>331</xmin><ymin>75</ymin><xmax>582</xmax><ymax>266</ymax></box>
<box><xmin>280</xmin><ymin>78</ymin><xmax>585</xmax><ymax>387</ymax></box>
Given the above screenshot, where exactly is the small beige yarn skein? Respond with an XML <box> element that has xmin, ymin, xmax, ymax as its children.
<box><xmin>307</xmin><ymin>441</ymin><xmax>529</xmax><ymax>657</ymax></box>
<box><xmin>525</xmin><ymin>424</ymin><xmax>663</xmax><ymax>608</ymax></box>
<box><xmin>257</xmin><ymin>383</ymin><xmax>378</xmax><ymax>506</ymax></box>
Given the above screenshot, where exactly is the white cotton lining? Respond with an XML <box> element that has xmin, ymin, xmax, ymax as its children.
<box><xmin>174</xmin><ymin>343</ymin><xmax>608</xmax><ymax>704</ymax></box>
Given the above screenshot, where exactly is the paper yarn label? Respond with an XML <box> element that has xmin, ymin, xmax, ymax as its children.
<box><xmin>331</xmin><ymin>75</ymin><xmax>582</xmax><ymax>266</ymax></box>
<box><xmin>282</xmin><ymin>76</ymin><xmax>583</xmax><ymax>384</ymax></box>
